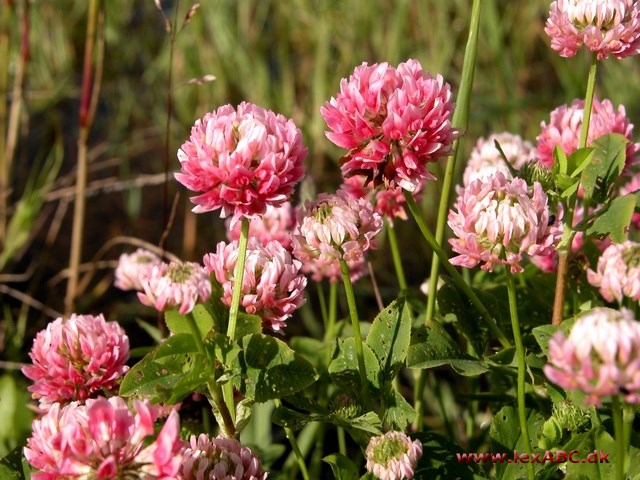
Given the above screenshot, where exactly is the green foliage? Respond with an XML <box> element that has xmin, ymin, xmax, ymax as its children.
<box><xmin>0</xmin><ymin>375</ymin><xmax>33</xmax><ymax>458</ymax></box>
<box><xmin>0</xmin><ymin>446</ymin><xmax>30</xmax><ymax>480</ymax></box>
<box><xmin>323</xmin><ymin>453</ymin><xmax>360</xmax><ymax>480</ymax></box>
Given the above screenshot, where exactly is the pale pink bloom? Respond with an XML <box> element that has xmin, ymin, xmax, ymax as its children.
<box><xmin>462</xmin><ymin>132</ymin><xmax>536</xmax><ymax>187</ymax></box>
<box><xmin>448</xmin><ymin>173</ymin><xmax>561</xmax><ymax>273</ymax></box>
<box><xmin>365</xmin><ymin>431</ymin><xmax>423</xmax><ymax>480</ymax></box>
<box><xmin>203</xmin><ymin>239</ymin><xmax>307</xmax><ymax>332</ymax></box>
<box><xmin>138</xmin><ymin>261</ymin><xmax>211</xmax><ymax>315</ymax></box>
<box><xmin>545</xmin><ymin>0</ymin><xmax>640</xmax><ymax>59</ymax></box>
<box><xmin>292</xmin><ymin>192</ymin><xmax>382</xmax><ymax>283</ymax></box>
<box><xmin>114</xmin><ymin>248</ymin><xmax>162</xmax><ymax>291</ymax></box>
<box><xmin>226</xmin><ymin>202</ymin><xmax>295</xmax><ymax>250</ymax></box>
<box><xmin>587</xmin><ymin>241</ymin><xmax>640</xmax><ymax>303</ymax></box>
<box><xmin>179</xmin><ymin>434</ymin><xmax>267</xmax><ymax>480</ymax></box>
<box><xmin>321</xmin><ymin>59</ymin><xmax>457</xmax><ymax>192</ymax></box>
<box><xmin>339</xmin><ymin>174</ymin><xmax>423</xmax><ymax>225</ymax></box>
<box><xmin>536</xmin><ymin>98</ymin><xmax>639</xmax><ymax>171</ymax></box>
<box><xmin>24</xmin><ymin>396</ymin><xmax>183</xmax><ymax>480</ymax></box>
<box><xmin>618</xmin><ymin>171</ymin><xmax>640</xmax><ymax>228</ymax></box>
<box><xmin>544</xmin><ymin>307</ymin><xmax>640</xmax><ymax>406</ymax></box>
<box><xmin>22</xmin><ymin>314</ymin><xmax>129</xmax><ymax>408</ymax></box>
<box><xmin>175</xmin><ymin>102</ymin><xmax>307</xmax><ymax>224</ymax></box>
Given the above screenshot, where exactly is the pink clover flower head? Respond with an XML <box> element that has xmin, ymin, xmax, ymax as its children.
<box><xmin>321</xmin><ymin>59</ymin><xmax>458</xmax><ymax>192</ymax></box>
<box><xmin>225</xmin><ymin>202</ymin><xmax>295</xmax><ymax>251</ymax></box>
<box><xmin>114</xmin><ymin>248</ymin><xmax>162</xmax><ymax>291</ymax></box>
<box><xmin>339</xmin><ymin>174</ymin><xmax>424</xmax><ymax>225</ymax></box>
<box><xmin>292</xmin><ymin>192</ymin><xmax>383</xmax><ymax>283</ymax></box>
<box><xmin>175</xmin><ymin>102</ymin><xmax>307</xmax><ymax>223</ymax></box>
<box><xmin>618</xmin><ymin>171</ymin><xmax>640</xmax><ymax>228</ymax></box>
<box><xmin>448</xmin><ymin>173</ymin><xmax>561</xmax><ymax>273</ymax></box>
<box><xmin>545</xmin><ymin>0</ymin><xmax>640</xmax><ymax>59</ymax></box>
<box><xmin>179</xmin><ymin>433</ymin><xmax>267</xmax><ymax>480</ymax></box>
<box><xmin>587</xmin><ymin>240</ymin><xmax>640</xmax><ymax>303</ymax></box>
<box><xmin>365</xmin><ymin>431</ymin><xmax>423</xmax><ymax>480</ymax></box>
<box><xmin>138</xmin><ymin>260</ymin><xmax>211</xmax><ymax>315</ymax></box>
<box><xmin>203</xmin><ymin>239</ymin><xmax>307</xmax><ymax>332</ymax></box>
<box><xmin>462</xmin><ymin>132</ymin><xmax>536</xmax><ymax>187</ymax></box>
<box><xmin>536</xmin><ymin>98</ymin><xmax>639</xmax><ymax>170</ymax></box>
<box><xmin>22</xmin><ymin>314</ymin><xmax>129</xmax><ymax>408</ymax></box>
<box><xmin>24</xmin><ymin>396</ymin><xmax>183</xmax><ymax>479</ymax></box>
<box><xmin>543</xmin><ymin>307</ymin><xmax>640</xmax><ymax>406</ymax></box>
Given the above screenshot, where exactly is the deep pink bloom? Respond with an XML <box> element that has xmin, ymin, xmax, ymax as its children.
<box><xmin>175</xmin><ymin>102</ymin><xmax>307</xmax><ymax>223</ymax></box>
<box><xmin>618</xmin><ymin>171</ymin><xmax>640</xmax><ymax>228</ymax></box>
<box><xmin>22</xmin><ymin>314</ymin><xmax>129</xmax><ymax>408</ymax></box>
<box><xmin>114</xmin><ymin>248</ymin><xmax>162</xmax><ymax>291</ymax></box>
<box><xmin>462</xmin><ymin>132</ymin><xmax>536</xmax><ymax>187</ymax></box>
<box><xmin>179</xmin><ymin>434</ymin><xmax>267</xmax><ymax>480</ymax></box>
<box><xmin>365</xmin><ymin>431</ymin><xmax>423</xmax><ymax>480</ymax></box>
<box><xmin>24</xmin><ymin>396</ymin><xmax>183</xmax><ymax>479</ymax></box>
<box><xmin>138</xmin><ymin>261</ymin><xmax>211</xmax><ymax>315</ymax></box>
<box><xmin>321</xmin><ymin>59</ymin><xmax>457</xmax><ymax>192</ymax></box>
<box><xmin>544</xmin><ymin>307</ymin><xmax>640</xmax><ymax>406</ymax></box>
<box><xmin>448</xmin><ymin>173</ymin><xmax>561</xmax><ymax>273</ymax></box>
<box><xmin>203</xmin><ymin>239</ymin><xmax>307</xmax><ymax>332</ymax></box>
<box><xmin>587</xmin><ymin>240</ymin><xmax>640</xmax><ymax>303</ymax></box>
<box><xmin>545</xmin><ymin>0</ymin><xmax>640</xmax><ymax>59</ymax></box>
<box><xmin>225</xmin><ymin>202</ymin><xmax>295</xmax><ymax>251</ymax></box>
<box><xmin>292</xmin><ymin>192</ymin><xmax>382</xmax><ymax>283</ymax></box>
<box><xmin>536</xmin><ymin>98</ymin><xmax>639</xmax><ymax>171</ymax></box>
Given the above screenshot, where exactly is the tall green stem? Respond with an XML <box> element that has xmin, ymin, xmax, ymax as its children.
<box><xmin>386</xmin><ymin>221</ymin><xmax>407</xmax><ymax>291</ymax></box>
<box><xmin>611</xmin><ymin>396</ymin><xmax>628</xmax><ymax>480</ymax></box>
<box><xmin>425</xmin><ymin>0</ymin><xmax>483</xmax><ymax>324</ymax></box>
<box><xmin>227</xmin><ymin>217</ymin><xmax>250</xmax><ymax>339</ymax></box>
<box><xmin>505</xmin><ymin>268</ymin><xmax>534</xmax><ymax>480</ymax></box>
<box><xmin>275</xmin><ymin>399</ymin><xmax>310</xmax><ymax>480</ymax></box>
<box><xmin>552</xmin><ymin>55</ymin><xmax>598</xmax><ymax>325</ymax></box>
<box><xmin>404</xmin><ymin>192</ymin><xmax>511</xmax><ymax>348</ymax></box>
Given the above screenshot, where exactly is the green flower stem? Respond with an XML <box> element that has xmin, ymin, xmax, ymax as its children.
<box><xmin>404</xmin><ymin>191</ymin><xmax>511</xmax><ymax>348</ymax></box>
<box><xmin>227</xmin><ymin>217</ymin><xmax>250</xmax><ymax>339</ymax></box>
<box><xmin>504</xmin><ymin>268</ymin><xmax>534</xmax><ymax>480</ymax></box>
<box><xmin>386</xmin><ymin>221</ymin><xmax>408</xmax><ymax>291</ymax></box>
<box><xmin>612</xmin><ymin>396</ymin><xmax>628</xmax><ymax>480</ymax></box>
<box><xmin>425</xmin><ymin>0</ymin><xmax>483</xmax><ymax>325</ymax></box>
<box><xmin>337</xmin><ymin>427</ymin><xmax>347</xmax><ymax>456</ymax></box>
<box><xmin>275</xmin><ymin>399</ymin><xmax>310</xmax><ymax>480</ymax></box>
<box><xmin>339</xmin><ymin>257</ymin><xmax>369</xmax><ymax>403</ymax></box>
<box><xmin>317</xmin><ymin>283</ymin><xmax>329</xmax><ymax>329</ymax></box>
<box><xmin>185</xmin><ymin>313</ymin><xmax>236</xmax><ymax>437</ymax></box>
<box><xmin>552</xmin><ymin>55</ymin><xmax>598</xmax><ymax>326</ymax></box>
<box><xmin>326</xmin><ymin>282</ymin><xmax>338</xmax><ymax>342</ymax></box>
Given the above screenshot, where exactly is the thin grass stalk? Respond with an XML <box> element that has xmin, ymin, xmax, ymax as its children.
<box><xmin>0</xmin><ymin>0</ymin><xmax>12</xmax><ymax>242</ymax></box>
<box><xmin>64</xmin><ymin>0</ymin><xmax>101</xmax><ymax>316</ymax></box>
<box><xmin>275</xmin><ymin>398</ymin><xmax>311</xmax><ymax>480</ymax></box>
<box><xmin>424</xmin><ymin>0</ymin><xmax>483</xmax><ymax>325</ymax></box>
<box><xmin>386</xmin><ymin>221</ymin><xmax>407</xmax><ymax>291</ymax></box>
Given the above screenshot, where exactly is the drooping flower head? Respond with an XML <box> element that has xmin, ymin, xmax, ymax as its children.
<box><xmin>22</xmin><ymin>314</ymin><xmax>129</xmax><ymax>408</ymax></box>
<box><xmin>179</xmin><ymin>434</ymin><xmax>267</xmax><ymax>480</ymax></box>
<box><xmin>536</xmin><ymin>98</ymin><xmax>640</xmax><ymax>170</ymax></box>
<box><xmin>322</xmin><ymin>59</ymin><xmax>457</xmax><ymax>192</ymax></box>
<box><xmin>114</xmin><ymin>248</ymin><xmax>162</xmax><ymax>291</ymax></box>
<box><xmin>24</xmin><ymin>396</ymin><xmax>183</xmax><ymax>480</ymax></box>
<box><xmin>544</xmin><ymin>307</ymin><xmax>640</xmax><ymax>406</ymax></box>
<box><xmin>545</xmin><ymin>0</ymin><xmax>640</xmax><ymax>59</ymax></box>
<box><xmin>225</xmin><ymin>202</ymin><xmax>296</xmax><ymax>251</ymax></box>
<box><xmin>204</xmin><ymin>239</ymin><xmax>307</xmax><ymax>332</ymax></box>
<box><xmin>587</xmin><ymin>240</ymin><xmax>640</xmax><ymax>303</ymax></box>
<box><xmin>175</xmin><ymin>102</ymin><xmax>307</xmax><ymax>223</ymax></box>
<box><xmin>365</xmin><ymin>431</ymin><xmax>423</xmax><ymax>480</ymax></box>
<box><xmin>448</xmin><ymin>173</ymin><xmax>561</xmax><ymax>273</ymax></box>
<box><xmin>462</xmin><ymin>132</ymin><xmax>536</xmax><ymax>187</ymax></box>
<box><xmin>292</xmin><ymin>192</ymin><xmax>383</xmax><ymax>283</ymax></box>
<box><xmin>138</xmin><ymin>261</ymin><xmax>211</xmax><ymax>315</ymax></box>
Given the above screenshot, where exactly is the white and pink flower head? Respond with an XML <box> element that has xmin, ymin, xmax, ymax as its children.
<box><xmin>321</xmin><ymin>59</ymin><xmax>458</xmax><ymax>193</ymax></box>
<box><xmin>365</xmin><ymin>431</ymin><xmax>423</xmax><ymax>480</ymax></box>
<box><xmin>179</xmin><ymin>433</ymin><xmax>267</xmax><ymax>480</ymax></box>
<box><xmin>24</xmin><ymin>396</ymin><xmax>183</xmax><ymax>479</ymax></box>
<box><xmin>448</xmin><ymin>173</ymin><xmax>561</xmax><ymax>273</ymax></box>
<box><xmin>536</xmin><ymin>97</ymin><xmax>640</xmax><ymax>172</ymax></box>
<box><xmin>225</xmin><ymin>202</ymin><xmax>296</xmax><ymax>251</ymax></box>
<box><xmin>114</xmin><ymin>248</ymin><xmax>162</xmax><ymax>291</ymax></box>
<box><xmin>22</xmin><ymin>314</ymin><xmax>129</xmax><ymax>408</ymax></box>
<box><xmin>546</xmin><ymin>0</ymin><xmax>640</xmax><ymax>59</ymax></box>
<box><xmin>587</xmin><ymin>240</ymin><xmax>640</xmax><ymax>303</ymax></box>
<box><xmin>138</xmin><ymin>260</ymin><xmax>211</xmax><ymax>315</ymax></box>
<box><xmin>544</xmin><ymin>307</ymin><xmax>640</xmax><ymax>406</ymax></box>
<box><xmin>204</xmin><ymin>239</ymin><xmax>307</xmax><ymax>332</ymax></box>
<box><xmin>175</xmin><ymin>102</ymin><xmax>307</xmax><ymax>224</ymax></box>
<box><xmin>292</xmin><ymin>191</ymin><xmax>383</xmax><ymax>283</ymax></box>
